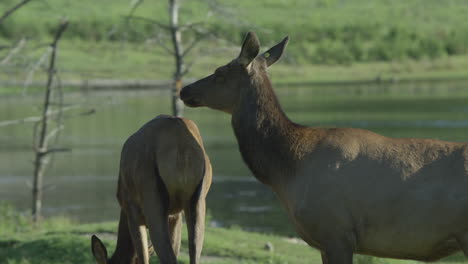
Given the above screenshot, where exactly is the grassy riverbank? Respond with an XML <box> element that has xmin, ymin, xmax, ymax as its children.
<box><xmin>1</xmin><ymin>38</ymin><xmax>468</xmax><ymax>96</ymax></box>
<box><xmin>1</xmin><ymin>203</ymin><xmax>467</xmax><ymax>264</ymax></box>
<box><xmin>0</xmin><ymin>202</ymin><xmax>316</xmax><ymax>264</ymax></box>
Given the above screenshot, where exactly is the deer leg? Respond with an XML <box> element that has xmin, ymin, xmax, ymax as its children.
<box><xmin>141</xmin><ymin>181</ymin><xmax>177</xmax><ymax>264</ymax></box>
<box><xmin>184</xmin><ymin>182</ymin><xmax>206</xmax><ymax>264</ymax></box>
<box><xmin>126</xmin><ymin>203</ymin><xmax>149</xmax><ymax>264</ymax></box>
<box><xmin>321</xmin><ymin>241</ymin><xmax>353</xmax><ymax>264</ymax></box>
<box><xmin>169</xmin><ymin>212</ymin><xmax>183</xmax><ymax>257</ymax></box>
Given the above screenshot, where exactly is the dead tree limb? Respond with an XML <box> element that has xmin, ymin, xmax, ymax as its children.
<box><xmin>0</xmin><ymin>0</ymin><xmax>33</xmax><ymax>25</ymax></box>
<box><xmin>123</xmin><ymin>15</ymin><xmax>171</xmax><ymax>30</ymax></box>
<box><xmin>0</xmin><ymin>105</ymin><xmax>79</xmax><ymax>127</ymax></box>
<box><xmin>0</xmin><ymin>38</ymin><xmax>26</xmax><ymax>65</ymax></box>
<box><xmin>23</xmin><ymin>46</ymin><xmax>51</xmax><ymax>94</ymax></box>
<box><xmin>31</xmin><ymin>20</ymin><xmax>69</xmax><ymax>223</ymax></box>
<box><xmin>128</xmin><ymin>0</ymin><xmax>145</xmax><ymax>21</ymax></box>
<box><xmin>123</xmin><ymin>0</ymin><xmax>223</xmax><ymax>117</ymax></box>
<box><xmin>169</xmin><ymin>0</ymin><xmax>185</xmax><ymax>117</ymax></box>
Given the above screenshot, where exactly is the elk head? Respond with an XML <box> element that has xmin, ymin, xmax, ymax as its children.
<box><xmin>180</xmin><ymin>32</ymin><xmax>288</xmax><ymax>113</ymax></box>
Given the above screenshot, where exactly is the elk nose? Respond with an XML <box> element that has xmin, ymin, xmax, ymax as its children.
<box><xmin>180</xmin><ymin>85</ymin><xmax>191</xmax><ymax>100</ymax></box>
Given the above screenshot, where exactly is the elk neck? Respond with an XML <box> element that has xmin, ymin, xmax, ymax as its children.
<box><xmin>231</xmin><ymin>65</ymin><xmax>319</xmax><ymax>188</ymax></box>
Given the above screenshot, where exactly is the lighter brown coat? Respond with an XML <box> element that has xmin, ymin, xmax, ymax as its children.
<box><xmin>91</xmin><ymin>115</ymin><xmax>212</xmax><ymax>264</ymax></box>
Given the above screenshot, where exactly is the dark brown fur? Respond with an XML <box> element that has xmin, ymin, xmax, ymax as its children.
<box><xmin>180</xmin><ymin>32</ymin><xmax>468</xmax><ymax>264</ymax></box>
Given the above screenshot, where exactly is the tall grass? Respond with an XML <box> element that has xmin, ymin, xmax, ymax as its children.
<box><xmin>1</xmin><ymin>0</ymin><xmax>468</xmax><ymax>64</ymax></box>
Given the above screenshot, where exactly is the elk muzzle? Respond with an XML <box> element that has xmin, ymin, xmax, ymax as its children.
<box><xmin>180</xmin><ymin>84</ymin><xmax>202</xmax><ymax>107</ymax></box>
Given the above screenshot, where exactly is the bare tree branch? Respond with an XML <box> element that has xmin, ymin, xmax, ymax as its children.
<box><xmin>128</xmin><ymin>0</ymin><xmax>144</xmax><ymax>19</ymax></box>
<box><xmin>0</xmin><ymin>0</ymin><xmax>33</xmax><ymax>25</ymax></box>
<box><xmin>123</xmin><ymin>15</ymin><xmax>171</xmax><ymax>30</ymax></box>
<box><xmin>23</xmin><ymin>47</ymin><xmax>51</xmax><ymax>95</ymax></box>
<box><xmin>45</xmin><ymin>147</ymin><xmax>71</xmax><ymax>155</ymax></box>
<box><xmin>181</xmin><ymin>59</ymin><xmax>196</xmax><ymax>77</ymax></box>
<box><xmin>44</xmin><ymin>125</ymin><xmax>63</xmax><ymax>145</ymax></box>
<box><xmin>0</xmin><ymin>38</ymin><xmax>26</xmax><ymax>65</ymax></box>
<box><xmin>0</xmin><ymin>115</ymin><xmax>43</xmax><ymax>127</ymax></box>
<box><xmin>0</xmin><ymin>105</ymin><xmax>81</xmax><ymax>127</ymax></box>
<box><xmin>179</xmin><ymin>21</ymin><xmax>206</xmax><ymax>32</ymax></box>
<box><xmin>153</xmin><ymin>34</ymin><xmax>174</xmax><ymax>55</ymax></box>
<box><xmin>181</xmin><ymin>33</ymin><xmax>206</xmax><ymax>58</ymax></box>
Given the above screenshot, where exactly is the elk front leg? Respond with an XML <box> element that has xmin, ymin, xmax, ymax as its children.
<box><xmin>184</xmin><ymin>186</ymin><xmax>206</xmax><ymax>264</ymax></box>
<box><xmin>126</xmin><ymin>203</ymin><xmax>149</xmax><ymax>264</ymax></box>
<box><xmin>169</xmin><ymin>212</ymin><xmax>183</xmax><ymax>257</ymax></box>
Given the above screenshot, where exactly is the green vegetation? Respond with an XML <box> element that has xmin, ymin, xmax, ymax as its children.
<box><xmin>2</xmin><ymin>1</ymin><xmax>468</xmax><ymax>263</ymax></box>
<box><xmin>1</xmin><ymin>203</ymin><xmax>467</xmax><ymax>264</ymax></box>
<box><xmin>0</xmin><ymin>202</ymin><xmax>318</xmax><ymax>264</ymax></box>
<box><xmin>1</xmin><ymin>0</ymin><xmax>468</xmax><ymax>65</ymax></box>
<box><xmin>1</xmin><ymin>38</ymin><xmax>468</xmax><ymax>91</ymax></box>
<box><xmin>1</xmin><ymin>0</ymin><xmax>468</xmax><ymax>89</ymax></box>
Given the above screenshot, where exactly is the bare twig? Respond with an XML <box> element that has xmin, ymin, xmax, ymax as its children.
<box><xmin>23</xmin><ymin>48</ymin><xmax>51</xmax><ymax>95</ymax></box>
<box><xmin>123</xmin><ymin>15</ymin><xmax>171</xmax><ymax>30</ymax></box>
<box><xmin>181</xmin><ymin>59</ymin><xmax>196</xmax><ymax>77</ymax></box>
<box><xmin>0</xmin><ymin>105</ymin><xmax>81</xmax><ymax>127</ymax></box>
<box><xmin>0</xmin><ymin>38</ymin><xmax>26</xmax><ymax>65</ymax></box>
<box><xmin>181</xmin><ymin>33</ymin><xmax>206</xmax><ymax>58</ymax></box>
<box><xmin>0</xmin><ymin>115</ymin><xmax>43</xmax><ymax>127</ymax></box>
<box><xmin>153</xmin><ymin>33</ymin><xmax>174</xmax><ymax>55</ymax></box>
<box><xmin>45</xmin><ymin>147</ymin><xmax>71</xmax><ymax>155</ymax></box>
<box><xmin>128</xmin><ymin>0</ymin><xmax>144</xmax><ymax>19</ymax></box>
<box><xmin>0</xmin><ymin>0</ymin><xmax>33</xmax><ymax>25</ymax></box>
<box><xmin>179</xmin><ymin>21</ymin><xmax>206</xmax><ymax>32</ymax></box>
<box><xmin>44</xmin><ymin>125</ymin><xmax>64</xmax><ymax>145</ymax></box>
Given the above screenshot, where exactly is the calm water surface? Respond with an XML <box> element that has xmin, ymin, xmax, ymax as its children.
<box><xmin>1</xmin><ymin>80</ymin><xmax>468</xmax><ymax>235</ymax></box>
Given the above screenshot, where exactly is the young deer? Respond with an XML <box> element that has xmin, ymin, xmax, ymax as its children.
<box><xmin>180</xmin><ymin>32</ymin><xmax>468</xmax><ymax>263</ymax></box>
<box><xmin>91</xmin><ymin>115</ymin><xmax>212</xmax><ymax>264</ymax></box>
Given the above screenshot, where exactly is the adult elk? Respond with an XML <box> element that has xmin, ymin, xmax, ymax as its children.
<box><xmin>180</xmin><ymin>32</ymin><xmax>468</xmax><ymax>263</ymax></box>
<box><xmin>91</xmin><ymin>115</ymin><xmax>212</xmax><ymax>264</ymax></box>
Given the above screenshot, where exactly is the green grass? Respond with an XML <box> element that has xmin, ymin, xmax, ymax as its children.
<box><xmin>1</xmin><ymin>37</ymin><xmax>468</xmax><ymax>94</ymax></box>
<box><xmin>1</xmin><ymin>203</ymin><xmax>467</xmax><ymax>264</ymax></box>
<box><xmin>1</xmin><ymin>0</ymin><xmax>468</xmax><ymax>91</ymax></box>
<box><xmin>1</xmin><ymin>0</ymin><xmax>468</xmax><ymax>65</ymax></box>
<box><xmin>0</xmin><ymin>202</ymin><xmax>319</xmax><ymax>264</ymax></box>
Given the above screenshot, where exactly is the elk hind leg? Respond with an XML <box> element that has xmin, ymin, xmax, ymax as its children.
<box><xmin>169</xmin><ymin>212</ymin><xmax>183</xmax><ymax>257</ymax></box>
<box><xmin>126</xmin><ymin>203</ymin><xmax>149</xmax><ymax>264</ymax></box>
<box><xmin>141</xmin><ymin>172</ymin><xmax>177</xmax><ymax>264</ymax></box>
<box><xmin>185</xmin><ymin>181</ymin><xmax>206</xmax><ymax>264</ymax></box>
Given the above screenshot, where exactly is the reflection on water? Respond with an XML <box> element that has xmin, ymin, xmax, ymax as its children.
<box><xmin>1</xmin><ymin>80</ymin><xmax>468</xmax><ymax>236</ymax></box>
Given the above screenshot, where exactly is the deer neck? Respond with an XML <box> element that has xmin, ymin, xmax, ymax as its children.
<box><xmin>110</xmin><ymin>210</ymin><xmax>137</xmax><ymax>264</ymax></box>
<box><xmin>231</xmin><ymin>71</ymin><xmax>300</xmax><ymax>188</ymax></box>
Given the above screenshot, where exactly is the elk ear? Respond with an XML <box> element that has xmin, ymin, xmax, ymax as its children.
<box><xmin>238</xmin><ymin>32</ymin><xmax>260</xmax><ymax>67</ymax></box>
<box><xmin>261</xmin><ymin>36</ymin><xmax>289</xmax><ymax>67</ymax></box>
<box><xmin>91</xmin><ymin>235</ymin><xmax>108</xmax><ymax>264</ymax></box>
